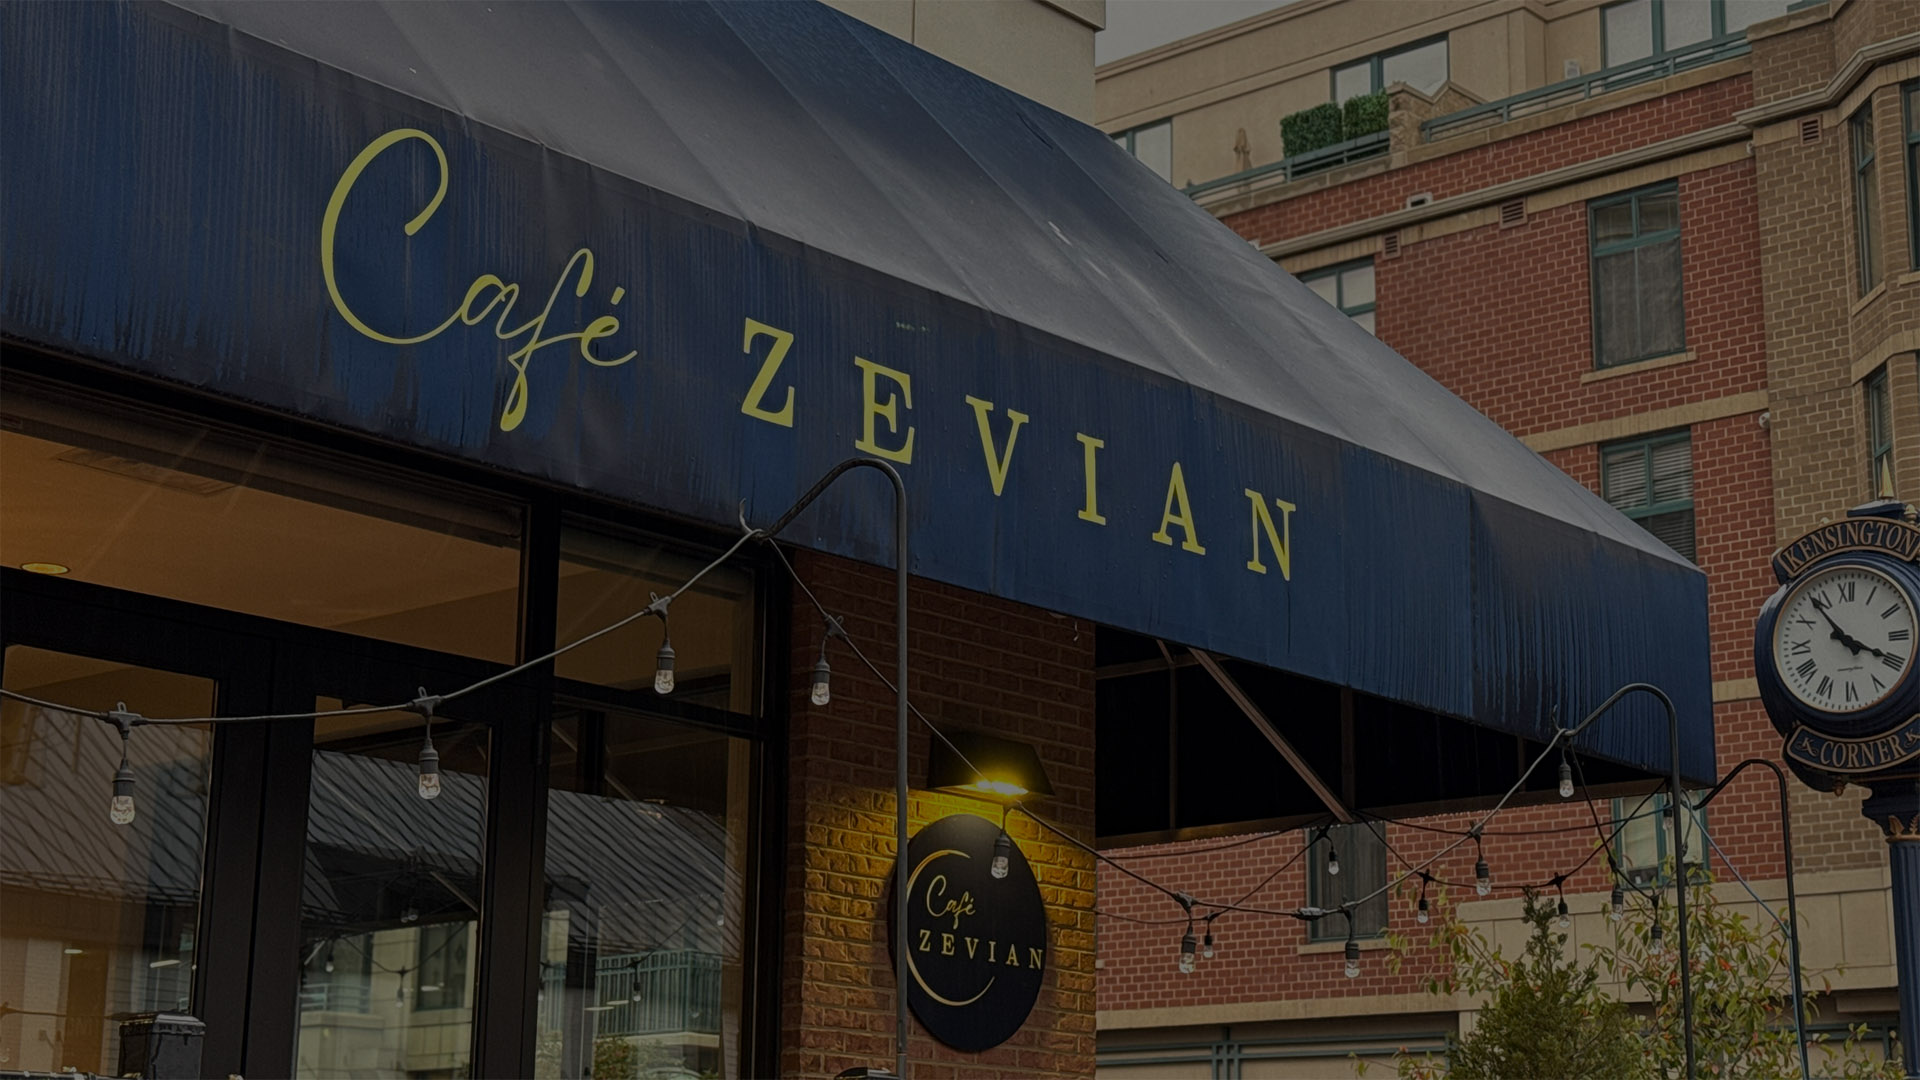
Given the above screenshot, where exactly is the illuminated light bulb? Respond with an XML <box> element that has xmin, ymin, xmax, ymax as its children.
<box><xmin>1416</xmin><ymin>896</ymin><xmax>1430</xmax><ymax>923</ymax></box>
<box><xmin>810</xmin><ymin>656</ymin><xmax>832</xmax><ymax>707</ymax></box>
<box><xmin>1177</xmin><ymin>931</ymin><xmax>1196</xmax><ymax>974</ymax></box>
<box><xmin>1610</xmin><ymin>886</ymin><xmax>1625</xmax><ymax>921</ymax></box>
<box><xmin>990</xmin><ymin>831</ymin><xmax>1012</xmax><ymax>880</ymax></box>
<box><xmin>654</xmin><ymin>639</ymin><xmax>676</xmax><ymax>695</ymax></box>
<box><xmin>324</xmin><ymin>946</ymin><xmax>335</xmax><ymax>975</ymax></box>
<box><xmin>417</xmin><ymin>740</ymin><xmax>441</xmax><ymax>800</ymax></box>
<box><xmin>1474</xmin><ymin>858</ymin><xmax>1492</xmax><ymax>896</ymax></box>
<box><xmin>1327</xmin><ymin>847</ymin><xmax>1341</xmax><ymax>877</ymax></box>
<box><xmin>1558</xmin><ymin>762</ymin><xmax>1575</xmax><ymax>800</ymax></box>
<box><xmin>110</xmin><ymin>753</ymin><xmax>136</xmax><ymax>826</ymax></box>
<box><xmin>1343</xmin><ymin>937</ymin><xmax>1360</xmax><ymax>979</ymax></box>
<box><xmin>1557</xmin><ymin>899</ymin><xmax>1571</xmax><ymax>929</ymax></box>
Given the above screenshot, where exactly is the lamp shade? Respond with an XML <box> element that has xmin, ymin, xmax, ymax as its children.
<box><xmin>926</xmin><ymin>729</ymin><xmax>1053</xmax><ymax>799</ymax></box>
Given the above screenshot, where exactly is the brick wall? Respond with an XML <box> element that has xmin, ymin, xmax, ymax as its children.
<box><xmin>779</xmin><ymin>551</ymin><xmax>1097</xmax><ymax>1079</ymax></box>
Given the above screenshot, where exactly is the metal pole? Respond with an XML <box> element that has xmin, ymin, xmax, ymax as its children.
<box><xmin>1563</xmin><ymin>683</ymin><xmax>1695</xmax><ymax>1080</ymax></box>
<box><xmin>761</xmin><ymin>458</ymin><xmax>910</xmax><ymax>1079</ymax></box>
<box><xmin>1695</xmin><ymin>758</ymin><xmax>1809</xmax><ymax>1080</ymax></box>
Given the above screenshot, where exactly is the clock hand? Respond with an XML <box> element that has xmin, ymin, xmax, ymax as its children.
<box><xmin>1811</xmin><ymin>598</ymin><xmax>1866</xmax><ymax>655</ymax></box>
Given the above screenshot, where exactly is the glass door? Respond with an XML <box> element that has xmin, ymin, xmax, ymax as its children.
<box><xmin>0</xmin><ymin>645</ymin><xmax>218</xmax><ymax>1075</ymax></box>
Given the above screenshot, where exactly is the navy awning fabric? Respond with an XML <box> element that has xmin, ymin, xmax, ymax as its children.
<box><xmin>0</xmin><ymin>0</ymin><xmax>1713</xmax><ymax>782</ymax></box>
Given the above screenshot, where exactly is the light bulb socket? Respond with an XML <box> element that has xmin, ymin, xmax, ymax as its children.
<box><xmin>1201</xmin><ymin>929</ymin><xmax>1214</xmax><ymax>959</ymax></box>
<box><xmin>1474</xmin><ymin>857</ymin><xmax>1491</xmax><ymax>895</ymax></box>
<box><xmin>417</xmin><ymin>742</ymin><xmax>441</xmax><ymax>800</ymax></box>
<box><xmin>1610</xmin><ymin>885</ymin><xmax>1625</xmax><ymax>919</ymax></box>
<box><xmin>1416</xmin><ymin>895</ymin><xmax>1430</xmax><ymax>923</ymax></box>
<box><xmin>1343</xmin><ymin>937</ymin><xmax>1360</xmax><ymax>978</ymax></box>
<box><xmin>1557</xmin><ymin>761</ymin><xmax>1575</xmax><ymax>799</ymax></box>
<box><xmin>655</xmin><ymin>641</ymin><xmax>676</xmax><ymax>673</ymax></box>
<box><xmin>1557</xmin><ymin>898</ymin><xmax>1571</xmax><ymax>928</ymax></box>
<box><xmin>113</xmin><ymin>758</ymin><xmax>135</xmax><ymax>798</ymax></box>
<box><xmin>990</xmin><ymin>831</ymin><xmax>1012</xmax><ymax>880</ymax></box>
<box><xmin>810</xmin><ymin>657</ymin><xmax>832</xmax><ymax>707</ymax></box>
<box><xmin>1178</xmin><ymin>931</ymin><xmax>1197</xmax><ymax>974</ymax></box>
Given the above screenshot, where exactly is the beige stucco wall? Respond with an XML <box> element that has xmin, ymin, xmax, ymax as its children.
<box><xmin>1094</xmin><ymin>0</ymin><xmax>1611</xmax><ymax>187</ymax></box>
<box><xmin>823</xmin><ymin>0</ymin><xmax>1105</xmax><ymax>120</ymax></box>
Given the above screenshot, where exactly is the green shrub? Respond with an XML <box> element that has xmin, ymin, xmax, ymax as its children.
<box><xmin>1343</xmin><ymin>92</ymin><xmax>1389</xmax><ymax>138</ymax></box>
<box><xmin>1280</xmin><ymin>102</ymin><xmax>1343</xmax><ymax>157</ymax></box>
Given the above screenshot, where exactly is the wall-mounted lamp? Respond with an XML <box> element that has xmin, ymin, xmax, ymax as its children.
<box><xmin>925</xmin><ymin>729</ymin><xmax>1053</xmax><ymax>801</ymax></box>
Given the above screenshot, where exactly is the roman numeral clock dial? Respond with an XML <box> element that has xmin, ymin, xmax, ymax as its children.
<box><xmin>1772</xmin><ymin>565</ymin><xmax>1916</xmax><ymax>714</ymax></box>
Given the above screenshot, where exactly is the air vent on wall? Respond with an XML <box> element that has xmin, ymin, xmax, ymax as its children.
<box><xmin>1405</xmin><ymin>192</ymin><xmax>1433</xmax><ymax>209</ymax></box>
<box><xmin>1799</xmin><ymin>116</ymin><xmax>1822</xmax><ymax>143</ymax></box>
<box><xmin>1499</xmin><ymin>198</ymin><xmax>1527</xmax><ymax>229</ymax></box>
<box><xmin>1382</xmin><ymin>232</ymin><xmax>1402</xmax><ymax>258</ymax></box>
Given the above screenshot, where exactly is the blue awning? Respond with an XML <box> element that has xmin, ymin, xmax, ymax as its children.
<box><xmin>0</xmin><ymin>0</ymin><xmax>1713</xmax><ymax>783</ymax></box>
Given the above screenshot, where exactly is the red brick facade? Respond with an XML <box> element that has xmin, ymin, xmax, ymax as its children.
<box><xmin>779</xmin><ymin>551</ymin><xmax>1097</xmax><ymax>1078</ymax></box>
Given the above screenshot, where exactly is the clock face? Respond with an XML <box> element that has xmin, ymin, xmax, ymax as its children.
<box><xmin>1772</xmin><ymin>565</ymin><xmax>1915</xmax><ymax>713</ymax></box>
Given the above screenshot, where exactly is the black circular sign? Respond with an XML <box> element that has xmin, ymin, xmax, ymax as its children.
<box><xmin>888</xmin><ymin>813</ymin><xmax>1047</xmax><ymax>1052</ymax></box>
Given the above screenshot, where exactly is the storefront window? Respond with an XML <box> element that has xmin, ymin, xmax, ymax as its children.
<box><xmin>536</xmin><ymin>707</ymin><xmax>752</xmax><ymax>1080</ymax></box>
<box><xmin>0</xmin><ymin>381</ymin><xmax>523</xmax><ymax>662</ymax></box>
<box><xmin>0</xmin><ymin>646</ymin><xmax>215</xmax><ymax>1074</ymax></box>
<box><xmin>295</xmin><ymin>705</ymin><xmax>489</xmax><ymax>1080</ymax></box>
<box><xmin>555</xmin><ymin>528</ymin><xmax>757</xmax><ymax>714</ymax></box>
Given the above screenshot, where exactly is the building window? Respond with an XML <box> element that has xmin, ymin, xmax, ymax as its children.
<box><xmin>1602</xmin><ymin>0</ymin><xmax>1790</xmax><ymax>67</ymax></box>
<box><xmin>1867</xmin><ymin>365</ymin><xmax>1895</xmax><ymax>498</ymax></box>
<box><xmin>1613</xmin><ymin>792</ymin><xmax>1708</xmax><ymax>887</ymax></box>
<box><xmin>1113</xmin><ymin>119</ymin><xmax>1172</xmax><ymax>182</ymax></box>
<box><xmin>1302</xmin><ymin>259</ymin><xmax>1376</xmax><ymax>334</ymax></box>
<box><xmin>1601</xmin><ymin>432</ymin><xmax>1695</xmax><ymax>561</ymax></box>
<box><xmin>1904</xmin><ymin>81</ymin><xmax>1917</xmax><ymax>269</ymax></box>
<box><xmin>1590</xmin><ymin>184</ymin><xmax>1685</xmax><ymax>367</ymax></box>
<box><xmin>1332</xmin><ymin>37</ymin><xmax>1448</xmax><ymax>103</ymax></box>
<box><xmin>414</xmin><ymin>922</ymin><xmax>471</xmax><ymax>1011</ymax></box>
<box><xmin>1854</xmin><ymin>102</ymin><xmax>1880</xmax><ymax>295</ymax></box>
<box><xmin>1308</xmin><ymin>824</ymin><xmax>1389</xmax><ymax>939</ymax></box>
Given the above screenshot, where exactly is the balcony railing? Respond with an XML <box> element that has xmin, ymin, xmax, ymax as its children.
<box><xmin>299</xmin><ymin>978</ymin><xmax>372</xmax><ymax>1014</ymax></box>
<box><xmin>1184</xmin><ymin>129</ymin><xmax>1389</xmax><ymax>199</ymax></box>
<box><xmin>554</xmin><ymin>949</ymin><xmax>722</xmax><ymax>1038</ymax></box>
<box><xmin>1421</xmin><ymin>35</ymin><xmax>1751</xmax><ymax>141</ymax></box>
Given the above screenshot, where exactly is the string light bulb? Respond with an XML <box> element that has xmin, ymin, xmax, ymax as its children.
<box><xmin>324</xmin><ymin>944</ymin><xmax>335</xmax><ymax>975</ymax></box>
<box><xmin>653</xmin><ymin>636</ymin><xmax>675</xmax><ymax>695</ymax></box>
<box><xmin>810</xmin><ymin>652</ymin><xmax>832</xmax><ymax>707</ymax></box>
<box><xmin>1178</xmin><ymin>929</ymin><xmax>1197</xmax><ymax>974</ymax></box>
<box><xmin>414</xmin><ymin>690</ymin><xmax>441</xmax><ymax>801</ymax></box>
<box><xmin>1343</xmin><ymin>927</ymin><xmax>1360</xmax><ymax>979</ymax></box>
<box><xmin>1416</xmin><ymin>872</ymin><xmax>1431</xmax><ymax>924</ymax></box>
<box><xmin>1201</xmin><ymin>919</ymin><xmax>1215</xmax><ymax>960</ymax></box>
<box><xmin>1557</xmin><ymin>898</ymin><xmax>1571</xmax><ymax>929</ymax></box>
<box><xmin>1609</xmin><ymin>884</ymin><xmax>1625</xmax><ymax>922</ymax></box>
<box><xmin>1649</xmin><ymin>895</ymin><xmax>1665</xmax><ymax>946</ymax></box>
<box><xmin>1327</xmin><ymin>846</ymin><xmax>1341</xmax><ymax>877</ymax></box>
<box><xmin>108</xmin><ymin>705</ymin><xmax>137</xmax><ymax>826</ymax></box>
<box><xmin>1558</xmin><ymin>759</ymin><xmax>1575</xmax><ymax>800</ymax></box>
<box><xmin>990</xmin><ymin>829</ymin><xmax>1012</xmax><ymax>880</ymax></box>
<box><xmin>1473</xmin><ymin>832</ymin><xmax>1491</xmax><ymax>896</ymax></box>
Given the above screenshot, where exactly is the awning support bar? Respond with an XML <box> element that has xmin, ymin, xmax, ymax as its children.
<box><xmin>1189</xmin><ymin>649</ymin><xmax>1355</xmax><ymax>823</ymax></box>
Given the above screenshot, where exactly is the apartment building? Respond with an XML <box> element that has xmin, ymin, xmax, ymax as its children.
<box><xmin>1095</xmin><ymin>1</ymin><xmax>1919</xmax><ymax>1074</ymax></box>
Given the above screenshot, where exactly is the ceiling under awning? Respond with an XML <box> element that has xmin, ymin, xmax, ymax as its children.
<box><xmin>0</xmin><ymin>0</ymin><xmax>1714</xmax><ymax>787</ymax></box>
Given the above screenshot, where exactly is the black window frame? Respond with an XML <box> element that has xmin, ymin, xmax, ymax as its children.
<box><xmin>1589</xmin><ymin>182</ymin><xmax>1687</xmax><ymax>369</ymax></box>
<box><xmin>0</xmin><ymin>353</ymin><xmax>787</xmax><ymax>1080</ymax></box>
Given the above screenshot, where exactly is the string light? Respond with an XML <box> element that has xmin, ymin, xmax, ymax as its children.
<box><xmin>1610</xmin><ymin>883</ymin><xmax>1625</xmax><ymax>921</ymax></box>
<box><xmin>324</xmin><ymin>944</ymin><xmax>336</xmax><ymax>974</ymax></box>
<box><xmin>1177</xmin><ymin>927</ymin><xmax>1197</xmax><ymax>974</ymax></box>
<box><xmin>1558</xmin><ymin>751</ymin><xmax>1575</xmax><ymax>800</ymax></box>
<box><xmin>1473</xmin><ymin>829</ymin><xmax>1492</xmax><ymax>896</ymax></box>
<box><xmin>1326</xmin><ymin>830</ymin><xmax>1341</xmax><ymax>878</ymax></box>
<box><xmin>1650</xmin><ymin>894</ymin><xmax>1665</xmax><ymax>946</ymax></box>
<box><xmin>1554</xmin><ymin>876</ymin><xmax>1571</xmax><ymax>928</ymax></box>
<box><xmin>413</xmin><ymin>690</ymin><xmax>442</xmax><ymax>801</ymax></box>
<box><xmin>1415</xmin><ymin>871</ymin><xmax>1431</xmax><ymax>924</ymax></box>
<box><xmin>108</xmin><ymin>704</ymin><xmax>137</xmax><ymax>826</ymax></box>
<box><xmin>991</xmin><ymin>807</ymin><xmax>1013</xmax><ymax>880</ymax></box>
<box><xmin>811</xmin><ymin>649</ymin><xmax>832</xmax><ymax>706</ymax></box>
<box><xmin>1343</xmin><ymin>919</ymin><xmax>1360</xmax><ymax>979</ymax></box>
<box><xmin>1201</xmin><ymin>914</ymin><xmax>1216</xmax><ymax>960</ymax></box>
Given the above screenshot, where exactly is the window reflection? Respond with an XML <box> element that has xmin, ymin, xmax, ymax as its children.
<box><xmin>295</xmin><ymin>705</ymin><xmax>488</xmax><ymax>1080</ymax></box>
<box><xmin>537</xmin><ymin>709</ymin><xmax>751</xmax><ymax>1080</ymax></box>
<box><xmin>0</xmin><ymin>647</ymin><xmax>214</xmax><ymax>1075</ymax></box>
<box><xmin>0</xmin><ymin>381</ymin><xmax>523</xmax><ymax>662</ymax></box>
<box><xmin>556</xmin><ymin>529</ymin><xmax>756</xmax><ymax>715</ymax></box>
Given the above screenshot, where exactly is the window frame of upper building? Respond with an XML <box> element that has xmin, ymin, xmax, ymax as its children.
<box><xmin>1600</xmin><ymin>429</ymin><xmax>1696</xmax><ymax>563</ymax></box>
<box><xmin>1588</xmin><ymin>182</ymin><xmax>1686</xmax><ymax>369</ymax></box>
<box><xmin>1112</xmin><ymin>118</ymin><xmax>1172</xmax><ymax>182</ymax></box>
<box><xmin>1600</xmin><ymin>0</ymin><xmax>1792</xmax><ymax>68</ymax></box>
<box><xmin>1301</xmin><ymin>259</ymin><xmax>1377</xmax><ymax>335</ymax></box>
<box><xmin>1904</xmin><ymin>80</ymin><xmax>1918</xmax><ymax>270</ymax></box>
<box><xmin>1853</xmin><ymin>101</ymin><xmax>1880</xmax><ymax>296</ymax></box>
<box><xmin>1331</xmin><ymin>35</ymin><xmax>1449</xmax><ymax>105</ymax></box>
<box><xmin>1611</xmin><ymin>791</ymin><xmax>1709</xmax><ymax>888</ymax></box>
<box><xmin>1867</xmin><ymin>364</ymin><xmax>1895</xmax><ymax>499</ymax></box>
<box><xmin>1306</xmin><ymin>822</ymin><xmax>1389</xmax><ymax>941</ymax></box>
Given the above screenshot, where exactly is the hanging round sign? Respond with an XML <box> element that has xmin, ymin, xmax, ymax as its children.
<box><xmin>888</xmin><ymin>812</ymin><xmax>1047</xmax><ymax>1052</ymax></box>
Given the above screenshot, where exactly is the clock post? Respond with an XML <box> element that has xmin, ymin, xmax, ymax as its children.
<box><xmin>1755</xmin><ymin>501</ymin><xmax>1920</xmax><ymax>1078</ymax></box>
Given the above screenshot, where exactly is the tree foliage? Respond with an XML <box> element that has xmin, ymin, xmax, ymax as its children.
<box><xmin>1361</xmin><ymin>872</ymin><xmax>1904</xmax><ymax>1080</ymax></box>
